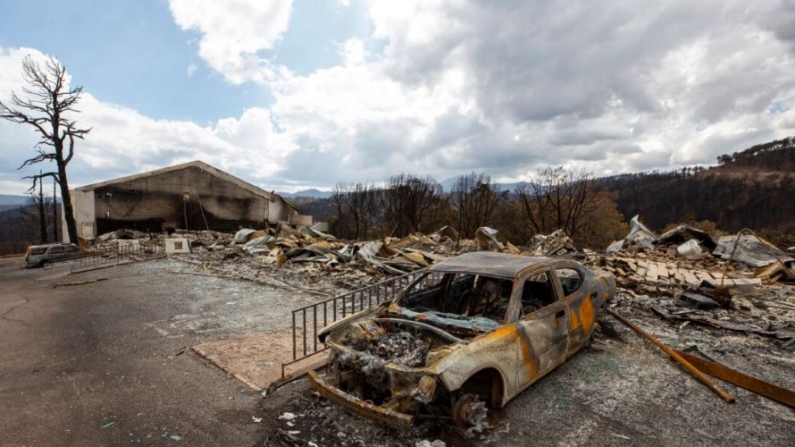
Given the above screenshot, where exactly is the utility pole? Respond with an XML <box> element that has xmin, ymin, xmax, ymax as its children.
<box><xmin>52</xmin><ymin>178</ymin><xmax>58</xmax><ymax>242</ymax></box>
<box><xmin>38</xmin><ymin>170</ymin><xmax>47</xmax><ymax>243</ymax></box>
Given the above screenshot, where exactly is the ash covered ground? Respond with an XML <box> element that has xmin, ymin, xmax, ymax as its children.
<box><xmin>2</xmin><ymin>245</ymin><xmax>793</xmax><ymax>447</ymax></box>
<box><xmin>259</xmin><ymin>307</ymin><xmax>795</xmax><ymax>447</ymax></box>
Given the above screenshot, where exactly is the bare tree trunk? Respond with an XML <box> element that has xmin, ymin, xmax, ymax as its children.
<box><xmin>58</xmin><ymin>159</ymin><xmax>78</xmax><ymax>243</ymax></box>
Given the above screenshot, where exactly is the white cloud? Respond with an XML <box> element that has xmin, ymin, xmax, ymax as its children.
<box><xmin>0</xmin><ymin>47</ymin><xmax>295</xmax><ymax>194</ymax></box>
<box><xmin>5</xmin><ymin>1</ymin><xmax>795</xmax><ymax>194</ymax></box>
<box><xmin>186</xmin><ymin>63</ymin><xmax>197</xmax><ymax>77</ymax></box>
<box><xmin>265</xmin><ymin>0</ymin><xmax>795</xmax><ymax>183</ymax></box>
<box><xmin>69</xmin><ymin>97</ymin><xmax>294</xmax><ymax>190</ymax></box>
<box><xmin>339</xmin><ymin>38</ymin><xmax>367</xmax><ymax>67</ymax></box>
<box><xmin>168</xmin><ymin>0</ymin><xmax>294</xmax><ymax>84</ymax></box>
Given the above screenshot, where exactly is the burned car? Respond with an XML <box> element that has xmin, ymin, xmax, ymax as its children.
<box><xmin>309</xmin><ymin>252</ymin><xmax>616</xmax><ymax>429</ymax></box>
<box><xmin>24</xmin><ymin>243</ymin><xmax>82</xmax><ymax>268</ymax></box>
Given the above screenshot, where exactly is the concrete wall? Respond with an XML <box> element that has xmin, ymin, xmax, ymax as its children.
<box><xmin>63</xmin><ymin>188</ymin><xmax>96</xmax><ymax>242</ymax></box>
<box><xmin>269</xmin><ymin>197</ymin><xmax>290</xmax><ymax>222</ymax></box>
<box><xmin>91</xmin><ymin>166</ymin><xmax>274</xmax><ymax>234</ymax></box>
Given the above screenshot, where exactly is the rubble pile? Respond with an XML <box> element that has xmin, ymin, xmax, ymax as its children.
<box><xmin>599</xmin><ymin>215</ymin><xmax>795</xmax><ymax>346</ymax></box>
<box><xmin>89</xmin><ymin>220</ymin><xmax>793</xmax><ymax>347</ymax></box>
<box><xmin>597</xmin><ymin>216</ymin><xmax>794</xmax><ymax>293</ymax></box>
<box><xmin>88</xmin><ymin>224</ymin><xmax>584</xmax><ymax>295</ymax></box>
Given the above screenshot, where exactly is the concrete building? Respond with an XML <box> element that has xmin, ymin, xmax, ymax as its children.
<box><xmin>64</xmin><ymin>161</ymin><xmax>301</xmax><ymax>241</ymax></box>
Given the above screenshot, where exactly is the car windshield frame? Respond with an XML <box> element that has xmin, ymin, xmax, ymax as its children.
<box><xmin>396</xmin><ymin>270</ymin><xmax>516</xmax><ymax>326</ymax></box>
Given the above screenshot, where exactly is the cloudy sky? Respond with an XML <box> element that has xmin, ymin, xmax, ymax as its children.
<box><xmin>1</xmin><ymin>0</ymin><xmax>794</xmax><ymax>194</ymax></box>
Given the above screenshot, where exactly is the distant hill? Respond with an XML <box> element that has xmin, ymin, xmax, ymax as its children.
<box><xmin>598</xmin><ymin>136</ymin><xmax>795</xmax><ymax>241</ymax></box>
<box><xmin>0</xmin><ymin>194</ymin><xmax>28</xmax><ymax>207</ymax></box>
<box><xmin>287</xmin><ymin>137</ymin><xmax>795</xmax><ymax>248</ymax></box>
<box><xmin>439</xmin><ymin>177</ymin><xmax>526</xmax><ymax>193</ymax></box>
<box><xmin>279</xmin><ymin>189</ymin><xmax>332</xmax><ymax>199</ymax></box>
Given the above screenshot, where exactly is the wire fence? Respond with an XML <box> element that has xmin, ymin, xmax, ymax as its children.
<box><xmin>68</xmin><ymin>242</ymin><xmax>165</xmax><ymax>270</ymax></box>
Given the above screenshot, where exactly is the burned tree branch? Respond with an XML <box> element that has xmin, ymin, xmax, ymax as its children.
<box><xmin>0</xmin><ymin>55</ymin><xmax>90</xmax><ymax>243</ymax></box>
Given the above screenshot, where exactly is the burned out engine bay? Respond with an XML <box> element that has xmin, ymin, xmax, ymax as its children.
<box><xmin>327</xmin><ymin>309</ymin><xmax>490</xmax><ymax>413</ymax></box>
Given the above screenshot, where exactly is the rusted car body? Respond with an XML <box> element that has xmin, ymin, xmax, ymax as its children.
<box><xmin>309</xmin><ymin>252</ymin><xmax>616</xmax><ymax>427</ymax></box>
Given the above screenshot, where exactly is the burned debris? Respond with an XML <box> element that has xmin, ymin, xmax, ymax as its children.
<box><xmin>81</xmin><ymin>212</ymin><xmax>794</xmax><ymax>442</ymax></box>
<box><xmin>595</xmin><ymin>216</ymin><xmax>794</xmax><ymax>346</ymax></box>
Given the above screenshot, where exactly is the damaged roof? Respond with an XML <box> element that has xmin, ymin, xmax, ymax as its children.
<box><xmin>429</xmin><ymin>251</ymin><xmax>549</xmax><ymax>279</ymax></box>
<box><xmin>74</xmin><ymin>160</ymin><xmax>296</xmax><ymax>211</ymax></box>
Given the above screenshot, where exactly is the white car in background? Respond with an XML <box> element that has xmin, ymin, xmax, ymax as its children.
<box><xmin>24</xmin><ymin>243</ymin><xmax>82</xmax><ymax>268</ymax></box>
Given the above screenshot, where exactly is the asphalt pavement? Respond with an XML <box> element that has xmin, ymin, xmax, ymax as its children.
<box><xmin>0</xmin><ymin>257</ymin><xmax>275</xmax><ymax>447</ymax></box>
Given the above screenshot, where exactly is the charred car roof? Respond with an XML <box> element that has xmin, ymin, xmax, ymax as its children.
<box><xmin>428</xmin><ymin>252</ymin><xmax>551</xmax><ymax>279</ymax></box>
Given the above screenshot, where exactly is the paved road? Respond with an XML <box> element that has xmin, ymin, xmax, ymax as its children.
<box><xmin>0</xmin><ymin>257</ymin><xmax>281</xmax><ymax>447</ymax></box>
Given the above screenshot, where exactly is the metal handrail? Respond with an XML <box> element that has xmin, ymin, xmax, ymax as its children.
<box><xmin>281</xmin><ymin>269</ymin><xmax>442</xmax><ymax>378</ymax></box>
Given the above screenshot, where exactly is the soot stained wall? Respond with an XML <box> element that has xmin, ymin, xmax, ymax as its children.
<box><xmin>93</xmin><ymin>166</ymin><xmax>268</xmax><ymax>233</ymax></box>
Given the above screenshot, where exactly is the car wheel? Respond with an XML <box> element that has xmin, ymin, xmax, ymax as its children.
<box><xmin>452</xmin><ymin>393</ymin><xmax>498</xmax><ymax>433</ymax></box>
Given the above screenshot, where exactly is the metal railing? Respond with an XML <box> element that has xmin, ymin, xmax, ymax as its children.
<box><xmin>281</xmin><ymin>269</ymin><xmax>443</xmax><ymax>378</ymax></box>
<box><xmin>68</xmin><ymin>242</ymin><xmax>165</xmax><ymax>270</ymax></box>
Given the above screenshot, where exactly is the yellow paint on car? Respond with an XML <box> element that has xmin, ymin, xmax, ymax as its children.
<box><xmin>579</xmin><ymin>294</ymin><xmax>595</xmax><ymax>334</ymax></box>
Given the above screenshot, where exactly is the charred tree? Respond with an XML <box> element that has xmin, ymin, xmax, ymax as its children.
<box><xmin>381</xmin><ymin>174</ymin><xmax>441</xmax><ymax>238</ymax></box>
<box><xmin>516</xmin><ymin>167</ymin><xmax>598</xmax><ymax>240</ymax></box>
<box><xmin>449</xmin><ymin>172</ymin><xmax>503</xmax><ymax>239</ymax></box>
<box><xmin>0</xmin><ymin>55</ymin><xmax>91</xmax><ymax>244</ymax></box>
<box><xmin>331</xmin><ymin>182</ymin><xmax>379</xmax><ymax>240</ymax></box>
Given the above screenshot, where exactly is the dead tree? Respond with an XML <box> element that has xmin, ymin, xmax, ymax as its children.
<box><xmin>515</xmin><ymin>166</ymin><xmax>596</xmax><ymax>239</ymax></box>
<box><xmin>18</xmin><ymin>192</ymin><xmax>49</xmax><ymax>244</ymax></box>
<box><xmin>381</xmin><ymin>174</ymin><xmax>440</xmax><ymax>238</ymax></box>
<box><xmin>331</xmin><ymin>182</ymin><xmax>379</xmax><ymax>240</ymax></box>
<box><xmin>449</xmin><ymin>172</ymin><xmax>503</xmax><ymax>239</ymax></box>
<box><xmin>0</xmin><ymin>55</ymin><xmax>91</xmax><ymax>244</ymax></box>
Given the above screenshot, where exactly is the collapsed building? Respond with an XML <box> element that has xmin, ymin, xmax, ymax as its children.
<box><xmin>63</xmin><ymin>161</ymin><xmax>309</xmax><ymax>242</ymax></box>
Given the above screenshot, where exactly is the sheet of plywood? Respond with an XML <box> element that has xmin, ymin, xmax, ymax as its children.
<box><xmin>667</xmin><ymin>262</ymin><xmax>677</xmax><ymax>280</ymax></box>
<box><xmin>192</xmin><ymin>328</ymin><xmax>326</xmax><ymax>391</ymax></box>
<box><xmin>681</xmin><ymin>269</ymin><xmax>700</xmax><ymax>286</ymax></box>
<box><xmin>695</xmin><ymin>271</ymin><xmax>714</xmax><ymax>283</ymax></box>
<box><xmin>672</xmin><ymin>265</ymin><xmax>684</xmax><ymax>284</ymax></box>
<box><xmin>636</xmin><ymin>260</ymin><xmax>648</xmax><ymax>278</ymax></box>
<box><xmin>658</xmin><ymin>262</ymin><xmax>672</xmax><ymax>283</ymax></box>
<box><xmin>647</xmin><ymin>262</ymin><xmax>659</xmax><ymax>282</ymax></box>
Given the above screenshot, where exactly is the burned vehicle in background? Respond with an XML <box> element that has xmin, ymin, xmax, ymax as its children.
<box><xmin>309</xmin><ymin>252</ymin><xmax>616</xmax><ymax>429</ymax></box>
<box><xmin>24</xmin><ymin>243</ymin><xmax>82</xmax><ymax>268</ymax></box>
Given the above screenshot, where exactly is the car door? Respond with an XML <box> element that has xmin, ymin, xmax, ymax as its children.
<box><xmin>553</xmin><ymin>263</ymin><xmax>596</xmax><ymax>356</ymax></box>
<box><xmin>513</xmin><ymin>269</ymin><xmax>569</xmax><ymax>387</ymax></box>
